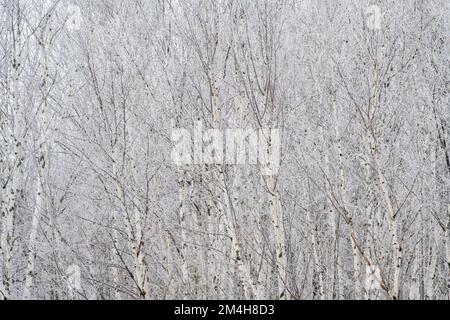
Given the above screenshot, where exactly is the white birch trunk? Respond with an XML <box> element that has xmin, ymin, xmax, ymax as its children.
<box><xmin>110</xmin><ymin>145</ymin><xmax>123</xmax><ymax>299</ymax></box>
<box><xmin>0</xmin><ymin>11</ymin><xmax>25</xmax><ymax>298</ymax></box>
<box><xmin>23</xmin><ymin>2</ymin><xmax>53</xmax><ymax>298</ymax></box>
<box><xmin>266</xmin><ymin>175</ymin><xmax>290</xmax><ymax>299</ymax></box>
<box><xmin>22</xmin><ymin>174</ymin><xmax>44</xmax><ymax>299</ymax></box>
<box><xmin>305</xmin><ymin>201</ymin><xmax>325</xmax><ymax>300</ymax></box>
<box><xmin>178</xmin><ymin>169</ymin><xmax>190</xmax><ymax>298</ymax></box>
<box><xmin>446</xmin><ymin>203</ymin><xmax>450</xmax><ymax>299</ymax></box>
<box><xmin>329</xmin><ymin>94</ymin><xmax>344</xmax><ymax>299</ymax></box>
<box><xmin>366</xmin><ymin>130</ymin><xmax>402</xmax><ymax>299</ymax></box>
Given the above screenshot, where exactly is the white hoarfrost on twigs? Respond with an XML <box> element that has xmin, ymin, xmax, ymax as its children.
<box><xmin>0</xmin><ymin>0</ymin><xmax>449</xmax><ymax>300</ymax></box>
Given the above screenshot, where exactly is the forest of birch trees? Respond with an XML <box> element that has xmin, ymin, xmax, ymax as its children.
<box><xmin>0</xmin><ymin>0</ymin><xmax>449</xmax><ymax>300</ymax></box>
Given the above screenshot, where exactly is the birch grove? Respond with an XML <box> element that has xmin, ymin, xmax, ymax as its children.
<box><xmin>0</xmin><ymin>0</ymin><xmax>449</xmax><ymax>300</ymax></box>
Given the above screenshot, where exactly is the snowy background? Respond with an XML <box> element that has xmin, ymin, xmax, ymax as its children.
<box><xmin>0</xmin><ymin>0</ymin><xmax>449</xmax><ymax>300</ymax></box>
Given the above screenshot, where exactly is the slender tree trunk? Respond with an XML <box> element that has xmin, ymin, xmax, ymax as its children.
<box><xmin>266</xmin><ymin>174</ymin><xmax>290</xmax><ymax>299</ymax></box>
<box><xmin>178</xmin><ymin>168</ymin><xmax>190</xmax><ymax>298</ymax></box>
<box><xmin>304</xmin><ymin>197</ymin><xmax>325</xmax><ymax>300</ymax></box>
<box><xmin>110</xmin><ymin>145</ymin><xmax>123</xmax><ymax>300</ymax></box>
<box><xmin>0</xmin><ymin>9</ymin><xmax>24</xmax><ymax>297</ymax></box>
<box><xmin>23</xmin><ymin>174</ymin><xmax>43</xmax><ymax>299</ymax></box>
<box><xmin>445</xmin><ymin>204</ymin><xmax>450</xmax><ymax>299</ymax></box>
<box><xmin>23</xmin><ymin>2</ymin><xmax>53</xmax><ymax>298</ymax></box>
<box><xmin>366</xmin><ymin>130</ymin><xmax>402</xmax><ymax>299</ymax></box>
